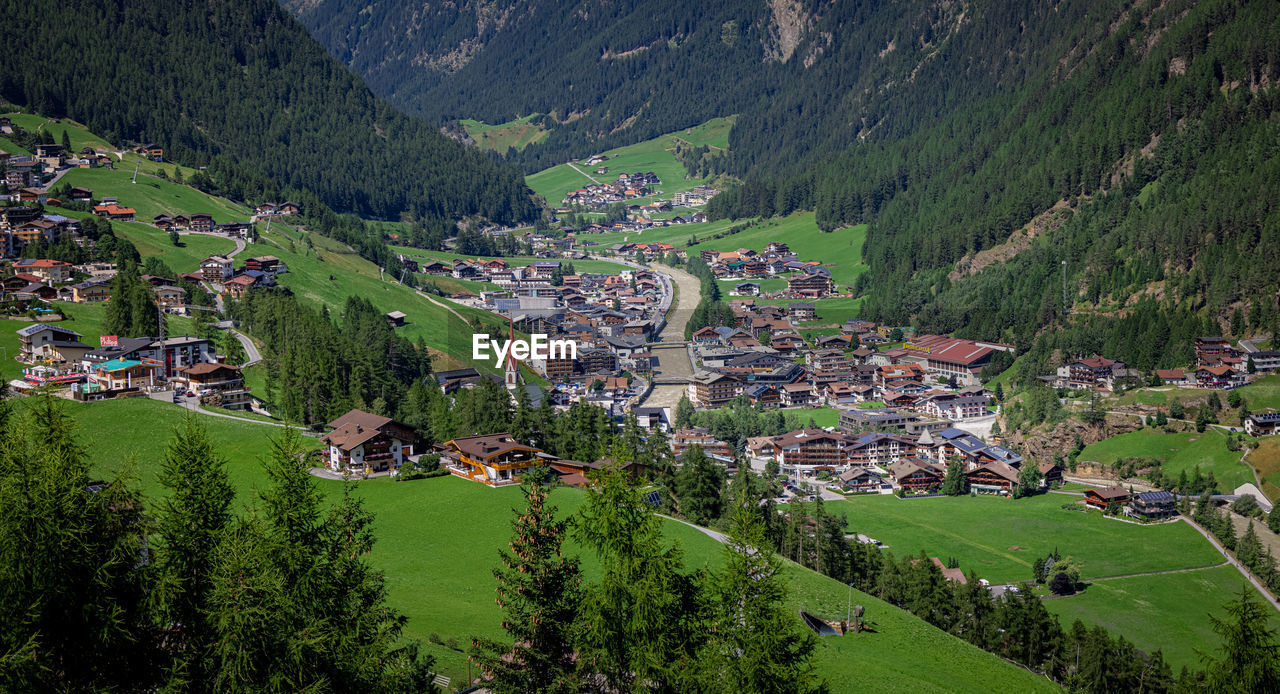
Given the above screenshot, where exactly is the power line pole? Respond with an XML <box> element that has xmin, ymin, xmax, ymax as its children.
<box><xmin>1061</xmin><ymin>260</ymin><xmax>1067</xmax><ymax>312</ymax></box>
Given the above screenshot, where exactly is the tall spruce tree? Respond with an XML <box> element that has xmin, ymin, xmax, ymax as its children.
<box><xmin>153</xmin><ymin>416</ymin><xmax>235</xmax><ymax>692</ymax></box>
<box><xmin>1202</xmin><ymin>587</ymin><xmax>1280</xmax><ymax>692</ymax></box>
<box><xmin>472</xmin><ymin>468</ymin><xmax>581</xmax><ymax>693</ymax></box>
<box><xmin>574</xmin><ymin>464</ymin><xmax>705</xmax><ymax>691</ymax></box>
<box><xmin>673</xmin><ymin>444</ymin><xmax>725</xmax><ymax>525</ymax></box>
<box><xmin>699</xmin><ymin>488</ymin><xmax>825</xmax><ymax>693</ymax></box>
<box><xmin>941</xmin><ymin>456</ymin><xmax>968</xmax><ymax>496</ymax></box>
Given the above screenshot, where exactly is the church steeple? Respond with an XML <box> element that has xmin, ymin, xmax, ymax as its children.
<box><xmin>504</xmin><ymin>316</ymin><xmax>519</xmax><ymax>390</ymax></box>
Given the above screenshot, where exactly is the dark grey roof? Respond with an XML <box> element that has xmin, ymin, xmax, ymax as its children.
<box><xmin>1136</xmin><ymin>491</ymin><xmax>1175</xmax><ymax>502</ymax></box>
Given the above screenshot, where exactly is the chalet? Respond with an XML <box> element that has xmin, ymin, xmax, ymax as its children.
<box><xmin>1038</xmin><ymin>461</ymin><xmax>1064</xmax><ymax>487</ymax></box>
<box><xmin>180</xmin><ymin>363</ymin><xmax>251</xmax><ymax>410</ymax></box>
<box><xmin>201</xmin><ymin>255</ymin><xmax>234</xmax><ymax>282</ymax></box>
<box><xmin>790</xmin><ymin>302</ymin><xmax>816</xmax><ymax>321</ymax></box>
<box><xmin>816</xmin><ymin>334</ymin><xmax>854</xmax><ymax>350</ymax></box>
<box><xmin>1129</xmin><ymin>491</ymin><xmax>1177</xmax><ymax>520</ymax></box>
<box><xmin>888</xmin><ymin>459</ymin><xmax>945</xmax><ymax>491</ymax></box>
<box><xmin>965</xmin><ymin>462</ymin><xmax>1019</xmax><ymax>495</ymax></box>
<box><xmin>822</xmin><ymin>382</ymin><xmax>858</xmax><ymax>406</ymax></box>
<box><xmin>787</xmin><ymin>273</ymin><xmax>831</xmax><ymax>297</ymax></box>
<box><xmin>1084</xmin><ymin>485</ymin><xmax>1130</xmax><ymax>510</ymax></box>
<box><xmin>92</xmin><ymin>203</ymin><xmax>136</xmax><ymax>221</ymax></box>
<box><xmin>845</xmin><ymin>432</ymin><xmax>919</xmax><ymax>468</ymax></box>
<box><xmin>69</xmin><ymin>187</ymin><xmax>92</xmax><ymax>202</ymax></box>
<box><xmin>687</xmin><ymin>371</ymin><xmax>743</xmax><ymax>407</ymax></box>
<box><xmin>435</xmin><ymin>367</ymin><xmax>484</xmax><ymax>393</ymax></box>
<box><xmin>879</xmin><ymin>363</ymin><xmax>926</xmax><ymax>388</ymax></box>
<box><xmin>385</xmin><ymin>311</ymin><xmax>407</xmax><ymax>327</ymax></box>
<box><xmin>322</xmin><ymin>409</ymin><xmax>416</xmax><ymax>475</ymax></box>
<box><xmin>13</xmin><ymin>258</ymin><xmax>73</xmax><ymax>282</ymax></box>
<box><xmin>745</xmin><ymin>383</ymin><xmax>781</xmax><ymax>407</ymax></box>
<box><xmin>278</xmin><ymin>201</ymin><xmax>300</xmax><ymax>215</ymax></box>
<box><xmin>918</xmin><ymin>392</ymin><xmax>990</xmax><ymax>421</ymax></box>
<box><xmin>839</xmin><ymin>467</ymin><xmax>886</xmax><ymax>493</ymax></box>
<box><xmin>441</xmin><ymin>433</ymin><xmax>544</xmax><ymax>485</ymax></box>
<box><xmin>420</xmin><ymin>260</ymin><xmax>450</xmax><ymax>275</ymax></box>
<box><xmin>781</xmin><ymin>382</ymin><xmax>815</xmax><ymax>408</ymax></box>
<box><xmin>1245</xmin><ymin>412</ymin><xmax>1280</xmax><ymax>437</ymax></box>
<box><xmin>1064</xmin><ymin>357</ymin><xmax>1125</xmax><ymax>387</ymax></box>
<box><xmin>139</xmin><ymin>143</ymin><xmax>164</xmax><ymax>161</ymax></box>
<box><xmin>670</xmin><ymin>428</ymin><xmax>734</xmax><ymax>463</ymax></box>
<box><xmin>1155</xmin><ymin>369</ymin><xmax>1189</xmax><ymax>385</ymax></box>
<box><xmin>188</xmin><ymin>213</ymin><xmax>215</xmax><ymax>233</ymax></box>
<box><xmin>733</xmin><ymin>282</ymin><xmax>761</xmax><ymax>296</ymax></box>
<box><xmin>750</xmin><ymin>429</ymin><xmax>857</xmax><ymax>474</ymax></box>
<box><xmin>70</xmin><ymin>280</ymin><xmax>110</xmax><ymax>303</ymax></box>
<box><xmin>243</xmin><ymin>255</ymin><xmax>282</xmax><ymax>274</ymax></box>
<box><xmin>1195</xmin><ymin>337</ymin><xmax>1235</xmax><ymax>364</ymax></box>
<box><xmin>1195</xmin><ymin>365</ymin><xmax>1243</xmax><ymax>389</ymax></box>
<box><xmin>16</xmin><ymin>324</ymin><xmax>90</xmax><ymax>363</ymax></box>
<box><xmin>14</xmin><ymin>187</ymin><xmax>45</xmax><ymax>204</ymax></box>
<box><xmin>222</xmin><ymin>274</ymin><xmax>256</xmax><ymax>299</ymax></box>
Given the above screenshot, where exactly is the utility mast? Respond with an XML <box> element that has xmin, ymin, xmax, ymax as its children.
<box><xmin>1061</xmin><ymin>260</ymin><xmax>1068</xmax><ymax>313</ymax></box>
<box><xmin>131</xmin><ymin>161</ymin><xmax>140</xmax><ymax>184</ymax></box>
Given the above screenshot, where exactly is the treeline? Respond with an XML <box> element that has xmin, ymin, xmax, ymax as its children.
<box><xmin>230</xmin><ymin>291</ymin><xmax>433</xmax><ymax>426</ymax></box>
<box><xmin>682</xmin><ymin>256</ymin><xmax>737</xmax><ymax>338</ymax></box>
<box><xmin>0</xmin><ymin>396</ymin><xmax>431</xmax><ymax>691</ymax></box>
<box><xmin>0</xmin><ymin>0</ymin><xmax>538</xmax><ymax>226</ymax></box>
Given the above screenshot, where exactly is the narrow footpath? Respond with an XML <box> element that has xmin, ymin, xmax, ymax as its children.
<box><xmin>1178</xmin><ymin>516</ymin><xmax>1280</xmax><ymax>612</ymax></box>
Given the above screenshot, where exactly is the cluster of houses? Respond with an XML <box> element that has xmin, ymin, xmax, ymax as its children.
<box><xmin>699</xmin><ymin>243</ymin><xmax>836</xmax><ymax>298</ymax></box>
<box><xmin>561</xmin><ymin>171</ymin><xmax>661</xmax><ymax>209</ymax></box>
<box><xmin>192</xmin><ymin>254</ymin><xmax>287</xmax><ymax>297</ymax></box>
<box><xmin>11</xmin><ymin>322</ymin><xmax>250</xmax><ymax>409</ymax></box>
<box><xmin>153</xmin><ymin>213</ymin><xmax>251</xmax><ymax>238</ymax></box>
<box><xmin>1047</xmin><ymin>337</ymin><xmax>1280</xmax><ymax>393</ymax></box>
<box><xmin>1</xmin><ymin>141</ymin><xmax>115</xmax><ymax>201</ymax></box>
<box><xmin>685</xmin><ymin>309</ymin><xmax>1007</xmax><ymax>413</ymax></box>
<box><xmin>0</xmin><ymin>204</ymin><xmax>85</xmax><ymax>258</ymax></box>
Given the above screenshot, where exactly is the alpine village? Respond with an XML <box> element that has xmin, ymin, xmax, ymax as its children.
<box><xmin>2</xmin><ymin>1</ymin><xmax>1280</xmax><ymax>693</ymax></box>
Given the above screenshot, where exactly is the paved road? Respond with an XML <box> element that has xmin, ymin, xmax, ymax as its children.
<box><xmin>659</xmin><ymin>513</ymin><xmax>729</xmax><ymax>544</ymax></box>
<box><xmin>175</xmin><ymin>395</ymin><xmax>309</xmax><ymax>431</ymax></box>
<box><xmin>227</xmin><ymin>328</ymin><xmax>261</xmax><ymax>367</ymax></box>
<box><xmin>1179</xmin><ymin>516</ymin><xmax>1280</xmax><ymax>612</ymax></box>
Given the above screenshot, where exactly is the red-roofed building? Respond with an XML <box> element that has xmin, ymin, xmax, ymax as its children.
<box><xmin>92</xmin><ymin>204</ymin><xmax>136</xmax><ymax>221</ymax></box>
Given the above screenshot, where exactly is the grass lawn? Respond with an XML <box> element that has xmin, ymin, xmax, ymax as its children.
<box><xmin>0</xmin><ymin>137</ymin><xmax>29</xmax><ymax>155</ymax></box>
<box><xmin>822</xmin><ymin>494</ymin><xmax>1222</xmax><ymax>584</ymax></box>
<box><xmin>789</xmin><ymin>406</ymin><xmax>842</xmax><ymax>428</ymax></box>
<box><xmin>59</xmin><ymin>167</ymin><xmax>251</xmax><ymax>224</ymax></box>
<box><xmin>391</xmin><ymin>247</ymin><xmax>630</xmax><ymax>277</ymax></box>
<box><xmin>719</xmin><ymin>277</ymin><xmax>787</xmax><ymax>294</ymax></box>
<box><xmin>2</xmin><ymin>112</ymin><xmax>114</xmax><ymax>151</ymax></box>
<box><xmin>460</xmin><ymin>114</ymin><xmax>550</xmax><ymax>152</ymax></box>
<box><xmin>1044</xmin><ymin>564</ymin><xmax>1270</xmax><ymax>671</ymax></box>
<box><xmin>1247</xmin><ymin>437</ymin><xmax>1280</xmax><ymax>500</ymax></box>
<box><xmin>111</xmin><ymin>220</ymin><xmax>239</xmax><ymax>273</ymax></box>
<box><xmin>526</xmin><ymin>117</ymin><xmax>734</xmax><ymax>207</ymax></box>
<box><xmin>1079</xmin><ymin>428</ymin><xmax>1253</xmax><ymax>490</ymax></box>
<box><xmin>1115</xmin><ymin>387</ymin><xmax>1214</xmax><ymax>409</ymax></box>
<box><xmin>756</xmin><ymin>296</ymin><xmax>866</xmax><ymax>325</ymax></box>
<box><xmin>1237</xmin><ymin>374</ymin><xmax>1280</xmax><ymax>411</ymax></box>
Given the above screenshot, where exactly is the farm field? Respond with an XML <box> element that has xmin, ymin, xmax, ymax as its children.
<box><xmin>1043</xmin><ymin>564</ymin><xmax>1270</xmax><ymax>670</ymax></box>
<box><xmin>1078</xmin><ymin>428</ymin><xmax>1254</xmax><ymax>491</ymax></box>
<box><xmin>59</xmin><ymin>167</ymin><xmax>251</xmax><ymax>223</ymax></box>
<box><xmin>460</xmin><ymin>114</ymin><xmax>549</xmax><ymax>152</ymax></box>
<box><xmin>824</xmin><ymin>494</ymin><xmax>1222</xmax><ymax>584</ymax></box>
<box><xmin>526</xmin><ymin>116</ymin><xmax>734</xmax><ymax>207</ymax></box>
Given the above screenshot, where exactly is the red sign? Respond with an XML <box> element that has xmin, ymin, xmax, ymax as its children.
<box><xmin>100</xmin><ymin>335</ymin><xmax>118</xmax><ymax>347</ymax></box>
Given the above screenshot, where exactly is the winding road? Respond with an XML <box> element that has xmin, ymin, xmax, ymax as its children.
<box><xmin>1178</xmin><ymin>516</ymin><xmax>1280</xmax><ymax>612</ymax></box>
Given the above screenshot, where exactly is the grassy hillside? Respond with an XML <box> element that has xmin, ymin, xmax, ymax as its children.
<box><xmin>825</xmin><ymin>494</ymin><xmax>1222</xmax><ymax>583</ymax></box>
<box><xmin>1043</xmin><ymin>564</ymin><xmax>1268</xmax><ymax>670</ymax></box>
<box><xmin>1247</xmin><ymin>437</ymin><xmax>1280</xmax><ymax>500</ymax></box>
<box><xmin>526</xmin><ymin>117</ymin><xmax>735</xmax><ymax>207</ymax></box>
<box><xmin>59</xmin><ymin>167</ymin><xmax>251</xmax><ymax>223</ymax></box>
<box><xmin>1079</xmin><ymin>429</ymin><xmax>1254</xmax><ymax>491</ymax></box>
<box><xmin>686</xmin><ymin>212</ymin><xmax>868</xmax><ymax>287</ymax></box>
<box><xmin>461</xmin><ymin>114</ymin><xmax>550</xmax><ymax>152</ymax></box>
<box><xmin>3</xmin><ymin>112</ymin><xmax>114</xmax><ymax>151</ymax></box>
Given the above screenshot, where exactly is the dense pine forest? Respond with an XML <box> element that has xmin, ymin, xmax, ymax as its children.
<box><xmin>0</xmin><ymin>0</ymin><xmax>538</xmax><ymax>227</ymax></box>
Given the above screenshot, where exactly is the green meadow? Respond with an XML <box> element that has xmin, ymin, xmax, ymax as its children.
<box><xmin>1078</xmin><ymin>428</ymin><xmax>1254</xmax><ymax>491</ymax></box>
<box><xmin>460</xmin><ymin>114</ymin><xmax>550</xmax><ymax>152</ymax></box>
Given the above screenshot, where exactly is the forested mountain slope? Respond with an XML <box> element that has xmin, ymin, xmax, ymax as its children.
<box><xmin>0</xmin><ymin>0</ymin><xmax>537</xmax><ymax>226</ymax></box>
<box><xmin>281</xmin><ymin>0</ymin><xmax>787</xmax><ymax>170</ymax></box>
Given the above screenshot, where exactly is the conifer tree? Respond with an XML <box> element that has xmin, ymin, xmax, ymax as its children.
<box><xmin>674</xmin><ymin>444</ymin><xmax>725</xmax><ymax>524</ymax></box>
<box><xmin>574</xmin><ymin>464</ymin><xmax>704</xmax><ymax>691</ymax></box>
<box><xmin>699</xmin><ymin>488</ymin><xmax>825</xmax><ymax>693</ymax></box>
<box><xmin>472</xmin><ymin>468</ymin><xmax>581</xmax><ymax>693</ymax></box>
<box><xmin>153</xmin><ymin>416</ymin><xmax>235</xmax><ymax>691</ymax></box>
<box><xmin>941</xmin><ymin>456</ymin><xmax>968</xmax><ymax>496</ymax></box>
<box><xmin>1202</xmin><ymin>587</ymin><xmax>1280</xmax><ymax>692</ymax></box>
